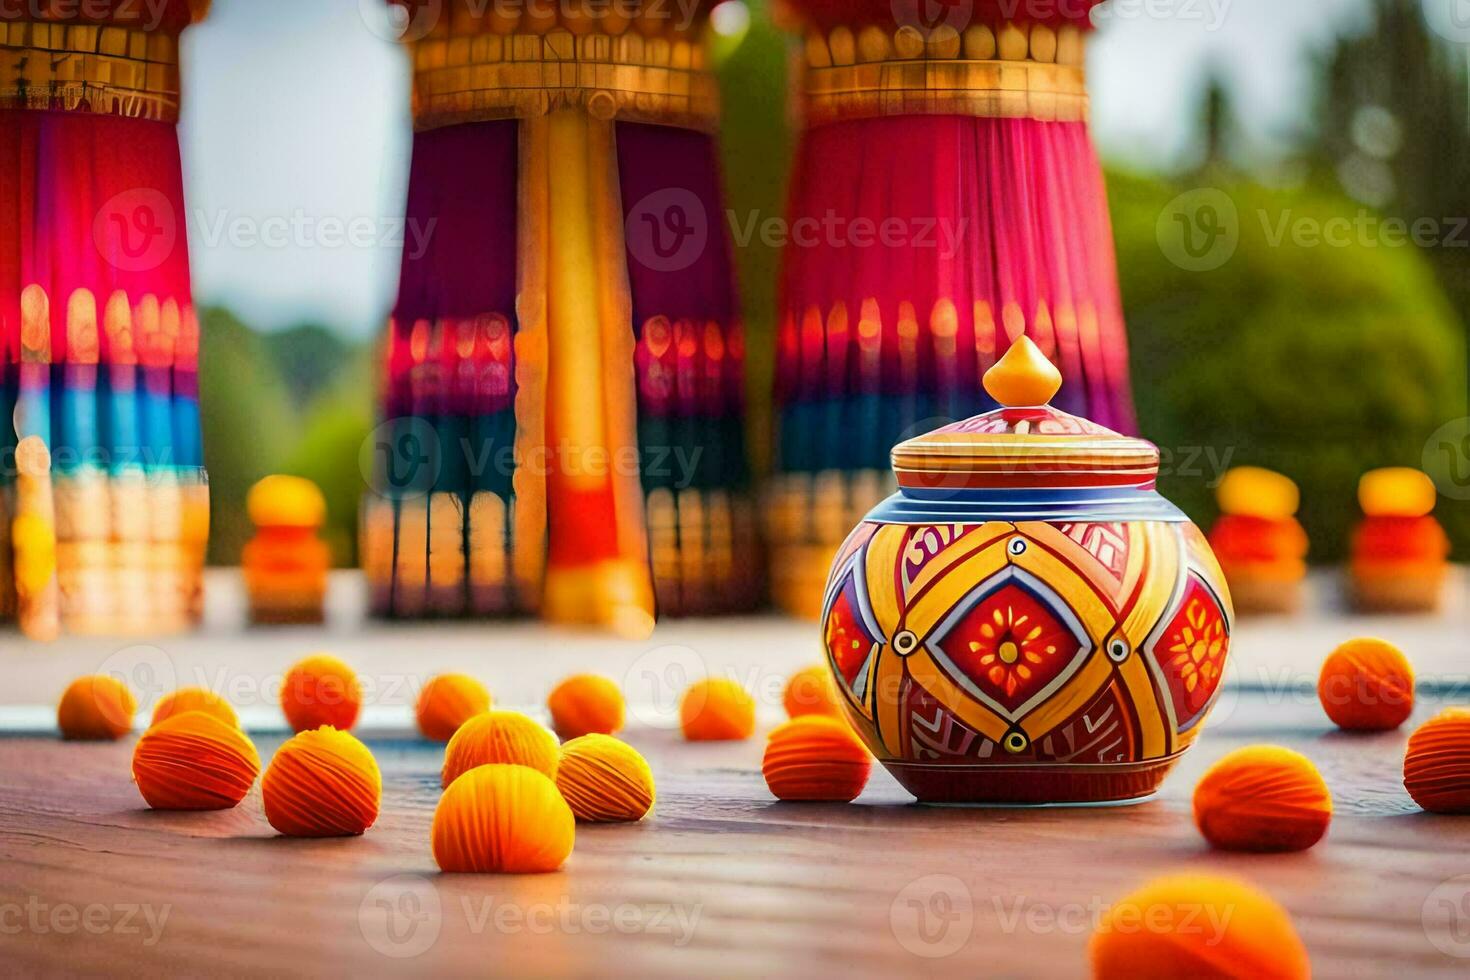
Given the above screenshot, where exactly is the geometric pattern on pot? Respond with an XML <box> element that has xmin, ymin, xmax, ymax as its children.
<box><xmin>1142</xmin><ymin>565</ymin><xmax>1231</xmax><ymax>735</ymax></box>
<box><xmin>821</xmin><ymin>540</ymin><xmax>886</xmax><ymax>715</ymax></box>
<box><xmin>924</xmin><ymin>565</ymin><xmax>1091</xmax><ymax>722</ymax></box>
<box><xmin>820</xmin><ymin>517</ymin><xmax>1232</xmax><ymax>764</ymax></box>
<box><xmin>877</xmin><ymin>524</ymin><xmax>1122</xmax><ymax>753</ymax></box>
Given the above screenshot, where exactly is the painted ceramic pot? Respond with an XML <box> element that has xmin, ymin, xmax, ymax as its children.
<box><xmin>820</xmin><ymin>338</ymin><xmax>1233</xmax><ymax>804</ymax></box>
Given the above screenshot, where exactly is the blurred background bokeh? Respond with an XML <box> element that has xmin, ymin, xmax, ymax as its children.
<box><xmin>183</xmin><ymin>0</ymin><xmax>1467</xmax><ymax>568</ymax></box>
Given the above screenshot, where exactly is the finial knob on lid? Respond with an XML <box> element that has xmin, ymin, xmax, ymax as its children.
<box><xmin>892</xmin><ymin>333</ymin><xmax>1157</xmax><ymax>492</ymax></box>
<box><xmin>983</xmin><ymin>336</ymin><xmax>1063</xmax><ymax>407</ymax></box>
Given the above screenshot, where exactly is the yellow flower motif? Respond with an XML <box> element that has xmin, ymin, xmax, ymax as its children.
<box><xmin>1167</xmin><ymin>599</ymin><xmax>1225</xmax><ymax>693</ymax></box>
<box><xmin>968</xmin><ymin>604</ymin><xmax>1059</xmax><ymax>699</ymax></box>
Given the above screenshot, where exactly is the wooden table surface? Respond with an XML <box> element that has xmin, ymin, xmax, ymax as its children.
<box><xmin>1</xmin><ymin>571</ymin><xmax>1468</xmax><ymax>978</ymax></box>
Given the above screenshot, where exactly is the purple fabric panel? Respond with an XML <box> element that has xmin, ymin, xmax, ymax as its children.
<box><xmin>393</xmin><ymin>121</ymin><xmax>519</xmax><ymax>322</ymax></box>
<box><xmin>615</xmin><ymin>123</ymin><xmax>737</xmax><ymax>328</ymax></box>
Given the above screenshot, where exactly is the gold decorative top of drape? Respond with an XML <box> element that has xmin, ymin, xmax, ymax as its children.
<box><xmin>799</xmin><ymin>22</ymin><xmax>1088</xmax><ymax>126</ymax></box>
<box><xmin>0</xmin><ymin>19</ymin><xmax>187</xmax><ymax>122</ymax></box>
<box><xmin>407</xmin><ymin>21</ymin><xmax>720</xmax><ymax>133</ymax></box>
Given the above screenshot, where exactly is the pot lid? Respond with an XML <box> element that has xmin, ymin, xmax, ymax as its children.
<box><xmin>891</xmin><ymin>337</ymin><xmax>1160</xmax><ymax>491</ymax></box>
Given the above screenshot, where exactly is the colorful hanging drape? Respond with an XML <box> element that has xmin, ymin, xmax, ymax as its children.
<box><xmin>769</xmin><ymin>1</ymin><xmax>1137</xmax><ymax>618</ymax></box>
<box><xmin>362</xmin><ymin>1</ymin><xmax>759</xmax><ymax>632</ymax></box>
<box><xmin>0</xmin><ymin>2</ymin><xmax>209</xmax><ymax>639</ymax></box>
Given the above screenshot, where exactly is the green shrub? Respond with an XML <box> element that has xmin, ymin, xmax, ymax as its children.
<box><xmin>1109</xmin><ymin>173</ymin><xmax>1467</xmax><ymax>561</ymax></box>
<box><xmin>199</xmin><ymin>307</ymin><xmax>296</xmax><ymax>565</ymax></box>
<box><xmin>279</xmin><ymin>351</ymin><xmax>376</xmax><ymax>566</ymax></box>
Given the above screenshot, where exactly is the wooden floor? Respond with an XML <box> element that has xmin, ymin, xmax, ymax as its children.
<box><xmin>1</xmin><ymin>571</ymin><xmax>1467</xmax><ymax>978</ymax></box>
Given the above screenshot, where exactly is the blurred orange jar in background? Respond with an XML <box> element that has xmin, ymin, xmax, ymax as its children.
<box><xmin>1350</xmin><ymin>468</ymin><xmax>1449</xmax><ymax>613</ymax></box>
<box><xmin>1207</xmin><ymin>467</ymin><xmax>1309</xmax><ymax>614</ymax></box>
<box><xmin>243</xmin><ymin>475</ymin><xmax>332</xmax><ymax>625</ymax></box>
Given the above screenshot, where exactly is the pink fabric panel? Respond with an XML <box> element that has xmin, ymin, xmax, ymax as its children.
<box><xmin>776</xmin><ymin>114</ymin><xmax>1135</xmax><ymax>434</ymax></box>
<box><xmin>0</xmin><ymin>110</ymin><xmax>192</xmax><ymax>366</ymax></box>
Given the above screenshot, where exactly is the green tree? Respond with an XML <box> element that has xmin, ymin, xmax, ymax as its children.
<box><xmin>715</xmin><ymin>0</ymin><xmax>790</xmax><ymax>474</ymax></box>
<box><xmin>1314</xmin><ymin>0</ymin><xmax>1470</xmax><ymax>322</ymax></box>
<box><xmin>1110</xmin><ymin>173</ymin><xmax>1467</xmax><ymax>560</ymax></box>
<box><xmin>279</xmin><ymin>345</ymin><xmax>377</xmax><ymax>566</ymax></box>
<box><xmin>198</xmin><ymin>306</ymin><xmax>296</xmax><ymax>564</ymax></box>
<box><xmin>262</xmin><ymin>323</ymin><xmax>353</xmax><ymax>411</ymax></box>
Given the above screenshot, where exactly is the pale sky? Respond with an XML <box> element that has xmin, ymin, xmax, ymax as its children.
<box><xmin>176</xmin><ymin>0</ymin><xmax>1375</xmax><ymax>337</ymax></box>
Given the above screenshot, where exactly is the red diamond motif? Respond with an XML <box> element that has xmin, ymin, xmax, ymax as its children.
<box><xmin>1153</xmin><ymin>575</ymin><xmax>1228</xmax><ymax>726</ymax></box>
<box><xmin>936</xmin><ymin>581</ymin><xmax>1085</xmax><ymax>714</ymax></box>
<box><xmin>824</xmin><ymin>588</ymin><xmax>871</xmax><ymax>691</ymax></box>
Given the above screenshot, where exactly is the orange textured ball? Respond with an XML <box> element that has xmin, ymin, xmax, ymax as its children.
<box><xmin>547</xmin><ymin>674</ymin><xmax>625</xmax><ymax>739</ymax></box>
<box><xmin>433</xmin><ymin>764</ymin><xmax>575</xmax><ymax>873</ymax></box>
<box><xmin>1090</xmin><ymin>874</ymin><xmax>1309</xmax><ymax>980</ymax></box>
<box><xmin>442</xmin><ymin>710</ymin><xmax>559</xmax><ymax>788</ymax></box>
<box><xmin>415</xmin><ymin>673</ymin><xmax>492</xmax><ymax>742</ymax></box>
<box><xmin>782</xmin><ymin>665</ymin><xmax>842</xmax><ymax>719</ymax></box>
<box><xmin>762</xmin><ymin>715</ymin><xmax>871</xmax><ymax>802</ymax></box>
<box><xmin>1193</xmin><ymin>746</ymin><xmax>1332</xmax><ymax>852</ymax></box>
<box><xmin>280</xmin><ymin>654</ymin><xmax>362</xmax><ymax>733</ymax></box>
<box><xmin>131</xmin><ymin>710</ymin><xmax>261</xmax><ymax>811</ymax></box>
<box><xmin>57</xmin><ymin>674</ymin><xmax>136</xmax><ymax>740</ymax></box>
<box><xmin>151</xmin><ymin>687</ymin><xmax>239</xmax><ymax>729</ymax></box>
<box><xmin>555</xmin><ymin>734</ymin><xmax>655</xmax><ymax>822</ymax></box>
<box><xmin>679</xmin><ymin>678</ymin><xmax>756</xmax><ymax>741</ymax></box>
<box><xmin>262</xmin><ymin>727</ymin><xmax>381</xmax><ymax>836</ymax></box>
<box><xmin>1317</xmin><ymin>638</ymin><xmax>1414</xmax><ymax>731</ymax></box>
<box><xmin>1404</xmin><ymin>709</ymin><xmax>1470</xmax><ymax>814</ymax></box>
